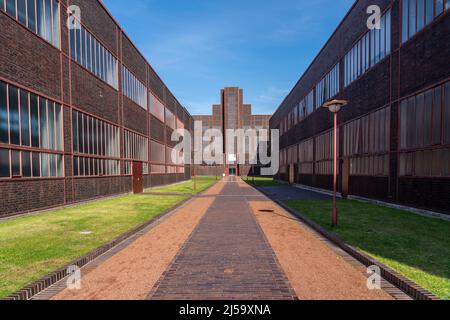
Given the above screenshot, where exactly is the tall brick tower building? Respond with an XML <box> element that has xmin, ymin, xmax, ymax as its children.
<box><xmin>194</xmin><ymin>87</ymin><xmax>271</xmax><ymax>176</ymax></box>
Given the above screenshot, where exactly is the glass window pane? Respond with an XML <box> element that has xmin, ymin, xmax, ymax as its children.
<box><xmin>380</xmin><ymin>15</ymin><xmax>385</xmax><ymax>59</ymax></box>
<box><xmin>32</xmin><ymin>152</ymin><xmax>40</xmax><ymax>177</ymax></box>
<box><xmin>9</xmin><ymin>86</ymin><xmax>20</xmax><ymax>146</ymax></box>
<box><xmin>57</xmin><ymin>154</ymin><xmax>63</xmax><ymax>177</ymax></box>
<box><xmin>0</xmin><ymin>0</ymin><xmax>4</xmax><ymax>12</ymax></box>
<box><xmin>89</xmin><ymin>117</ymin><xmax>93</xmax><ymax>154</ymax></box>
<box><xmin>22</xmin><ymin>151</ymin><xmax>31</xmax><ymax>177</ymax></box>
<box><xmin>81</xmin><ymin>28</ymin><xmax>86</xmax><ymax>67</ymax></box>
<box><xmin>20</xmin><ymin>91</ymin><xmax>30</xmax><ymax>146</ymax></box>
<box><xmin>402</xmin><ymin>0</ymin><xmax>409</xmax><ymax>42</ymax></box>
<box><xmin>74</xmin><ymin>156</ymin><xmax>79</xmax><ymax>176</ymax></box>
<box><xmin>415</xmin><ymin>94</ymin><xmax>425</xmax><ymax>148</ymax></box>
<box><xmin>417</xmin><ymin>0</ymin><xmax>425</xmax><ymax>31</ymax></box>
<box><xmin>78</xmin><ymin>112</ymin><xmax>83</xmax><ymax>153</ymax></box>
<box><xmin>44</xmin><ymin>0</ymin><xmax>51</xmax><ymax>42</ymax></box>
<box><xmin>76</xmin><ymin>29</ymin><xmax>82</xmax><ymax>64</ymax></box>
<box><xmin>93</xmin><ymin>119</ymin><xmax>97</xmax><ymax>155</ymax></box>
<box><xmin>386</xmin><ymin>10</ymin><xmax>391</xmax><ymax>54</ymax></box>
<box><xmin>55</xmin><ymin>104</ymin><xmax>62</xmax><ymax>151</ymax></box>
<box><xmin>432</xmin><ymin>87</ymin><xmax>442</xmax><ymax>145</ymax></box>
<box><xmin>435</xmin><ymin>0</ymin><xmax>444</xmax><ymax>16</ymax></box>
<box><xmin>39</xmin><ymin>98</ymin><xmax>48</xmax><ymax>149</ymax></box>
<box><xmin>409</xmin><ymin>0</ymin><xmax>417</xmax><ymax>38</ymax></box>
<box><xmin>83</xmin><ymin>114</ymin><xmax>88</xmax><ymax>154</ymax></box>
<box><xmin>96</xmin><ymin>40</ymin><xmax>101</xmax><ymax>77</ymax></box>
<box><xmin>444</xmin><ymin>82</ymin><xmax>450</xmax><ymax>144</ymax></box>
<box><xmin>446</xmin><ymin>0</ymin><xmax>450</xmax><ymax>10</ymax></box>
<box><xmin>30</xmin><ymin>94</ymin><xmax>39</xmax><ymax>147</ymax></box>
<box><xmin>70</xmin><ymin>28</ymin><xmax>76</xmax><ymax>60</ymax></box>
<box><xmin>47</xmin><ymin>102</ymin><xmax>55</xmax><ymax>150</ymax></box>
<box><xmin>11</xmin><ymin>150</ymin><xmax>20</xmax><ymax>176</ymax></box>
<box><xmin>0</xmin><ymin>148</ymin><xmax>10</xmax><ymax>177</ymax></box>
<box><xmin>49</xmin><ymin>153</ymin><xmax>56</xmax><ymax>177</ymax></box>
<box><xmin>27</xmin><ymin>0</ymin><xmax>37</xmax><ymax>33</ymax></box>
<box><xmin>37</xmin><ymin>0</ymin><xmax>45</xmax><ymax>39</ymax></box>
<box><xmin>400</xmin><ymin>100</ymin><xmax>408</xmax><ymax>149</ymax></box>
<box><xmin>51</xmin><ymin>0</ymin><xmax>60</xmax><ymax>48</ymax></box>
<box><xmin>0</xmin><ymin>82</ymin><xmax>7</xmax><ymax>144</ymax></box>
<box><xmin>18</xmin><ymin>0</ymin><xmax>27</xmax><ymax>25</ymax></box>
<box><xmin>424</xmin><ymin>90</ymin><xmax>433</xmax><ymax>146</ymax></box>
<box><xmin>86</xmin><ymin>34</ymin><xmax>91</xmax><ymax>71</ymax></box>
<box><xmin>41</xmin><ymin>153</ymin><xmax>49</xmax><ymax>176</ymax></box>
<box><xmin>78</xmin><ymin>158</ymin><xmax>84</xmax><ymax>177</ymax></box>
<box><xmin>6</xmin><ymin>0</ymin><xmax>16</xmax><ymax>17</ymax></box>
<box><xmin>72</xmin><ymin>111</ymin><xmax>78</xmax><ymax>152</ymax></box>
<box><xmin>100</xmin><ymin>47</ymin><xmax>104</xmax><ymax>80</ymax></box>
<box><xmin>425</xmin><ymin>0</ymin><xmax>434</xmax><ymax>25</ymax></box>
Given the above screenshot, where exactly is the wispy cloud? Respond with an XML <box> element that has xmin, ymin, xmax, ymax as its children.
<box><xmin>102</xmin><ymin>0</ymin><xmax>354</xmax><ymax>115</ymax></box>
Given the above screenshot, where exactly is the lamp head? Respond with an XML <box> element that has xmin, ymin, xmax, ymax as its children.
<box><xmin>322</xmin><ymin>99</ymin><xmax>348</xmax><ymax>113</ymax></box>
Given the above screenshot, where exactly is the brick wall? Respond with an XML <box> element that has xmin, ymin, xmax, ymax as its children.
<box><xmin>0</xmin><ymin>0</ymin><xmax>193</xmax><ymax>218</ymax></box>
<box><xmin>271</xmin><ymin>0</ymin><xmax>450</xmax><ymax>214</ymax></box>
<box><xmin>0</xmin><ymin>14</ymin><xmax>61</xmax><ymax>99</ymax></box>
<box><xmin>0</xmin><ymin>179</ymin><xmax>65</xmax><ymax>217</ymax></box>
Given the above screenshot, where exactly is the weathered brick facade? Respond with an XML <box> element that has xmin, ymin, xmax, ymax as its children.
<box><xmin>0</xmin><ymin>0</ymin><xmax>192</xmax><ymax>217</ymax></box>
<box><xmin>271</xmin><ymin>0</ymin><xmax>450</xmax><ymax>214</ymax></box>
<box><xmin>193</xmin><ymin>87</ymin><xmax>271</xmax><ymax>177</ymax></box>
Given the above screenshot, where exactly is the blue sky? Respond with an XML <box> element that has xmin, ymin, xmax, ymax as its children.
<box><xmin>102</xmin><ymin>0</ymin><xmax>354</xmax><ymax>115</ymax></box>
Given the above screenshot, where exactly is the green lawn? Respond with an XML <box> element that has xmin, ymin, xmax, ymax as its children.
<box><xmin>146</xmin><ymin>176</ymin><xmax>218</xmax><ymax>194</ymax></box>
<box><xmin>0</xmin><ymin>194</ymin><xmax>187</xmax><ymax>299</ymax></box>
<box><xmin>243</xmin><ymin>176</ymin><xmax>281</xmax><ymax>187</ymax></box>
<box><xmin>285</xmin><ymin>199</ymin><xmax>450</xmax><ymax>300</ymax></box>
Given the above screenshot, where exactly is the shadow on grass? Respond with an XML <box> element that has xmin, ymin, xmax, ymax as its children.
<box><xmin>242</xmin><ymin>176</ymin><xmax>281</xmax><ymax>187</ymax></box>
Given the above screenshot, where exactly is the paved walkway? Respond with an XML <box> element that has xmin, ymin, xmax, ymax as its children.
<box><xmin>40</xmin><ymin>177</ymin><xmax>408</xmax><ymax>300</ymax></box>
<box><xmin>149</xmin><ymin>178</ymin><xmax>296</xmax><ymax>300</ymax></box>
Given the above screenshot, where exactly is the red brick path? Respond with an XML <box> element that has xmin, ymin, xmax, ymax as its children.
<box><xmin>148</xmin><ymin>178</ymin><xmax>297</xmax><ymax>300</ymax></box>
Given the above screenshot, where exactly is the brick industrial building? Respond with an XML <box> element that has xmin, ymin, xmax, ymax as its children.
<box><xmin>272</xmin><ymin>0</ymin><xmax>450</xmax><ymax>214</ymax></box>
<box><xmin>194</xmin><ymin>87</ymin><xmax>271</xmax><ymax>177</ymax></box>
<box><xmin>0</xmin><ymin>0</ymin><xmax>193</xmax><ymax>217</ymax></box>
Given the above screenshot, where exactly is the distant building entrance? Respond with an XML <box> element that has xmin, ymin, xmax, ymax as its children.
<box><xmin>132</xmin><ymin>162</ymin><xmax>144</xmax><ymax>194</ymax></box>
<box><xmin>229</xmin><ymin>167</ymin><xmax>237</xmax><ymax>176</ymax></box>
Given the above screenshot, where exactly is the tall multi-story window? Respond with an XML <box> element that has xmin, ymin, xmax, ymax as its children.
<box><xmin>0</xmin><ymin>80</ymin><xmax>64</xmax><ymax>179</ymax></box>
<box><xmin>315</xmin><ymin>63</ymin><xmax>340</xmax><ymax>108</ymax></box>
<box><xmin>298</xmin><ymin>138</ymin><xmax>314</xmax><ymax>174</ymax></box>
<box><xmin>124</xmin><ymin>130</ymin><xmax>149</xmax><ymax>175</ymax></box>
<box><xmin>69</xmin><ymin>21</ymin><xmax>118</xmax><ymax>89</ymax></box>
<box><xmin>343</xmin><ymin>106</ymin><xmax>390</xmax><ymax>176</ymax></box>
<box><xmin>315</xmin><ymin>129</ymin><xmax>339</xmax><ymax>175</ymax></box>
<box><xmin>344</xmin><ymin>9</ymin><xmax>391</xmax><ymax>87</ymax></box>
<box><xmin>399</xmin><ymin>81</ymin><xmax>450</xmax><ymax>177</ymax></box>
<box><xmin>72</xmin><ymin>110</ymin><xmax>120</xmax><ymax>177</ymax></box>
<box><xmin>402</xmin><ymin>0</ymin><xmax>449</xmax><ymax>43</ymax></box>
<box><xmin>1</xmin><ymin>0</ymin><xmax>60</xmax><ymax>48</ymax></box>
<box><xmin>121</xmin><ymin>66</ymin><xmax>147</xmax><ymax>110</ymax></box>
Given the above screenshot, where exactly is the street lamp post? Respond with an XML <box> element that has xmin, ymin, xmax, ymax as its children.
<box><xmin>322</xmin><ymin>100</ymin><xmax>348</xmax><ymax>227</ymax></box>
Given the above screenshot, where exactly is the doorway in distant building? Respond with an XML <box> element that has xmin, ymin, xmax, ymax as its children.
<box><xmin>132</xmin><ymin>162</ymin><xmax>144</xmax><ymax>194</ymax></box>
<box><xmin>229</xmin><ymin>167</ymin><xmax>237</xmax><ymax>176</ymax></box>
